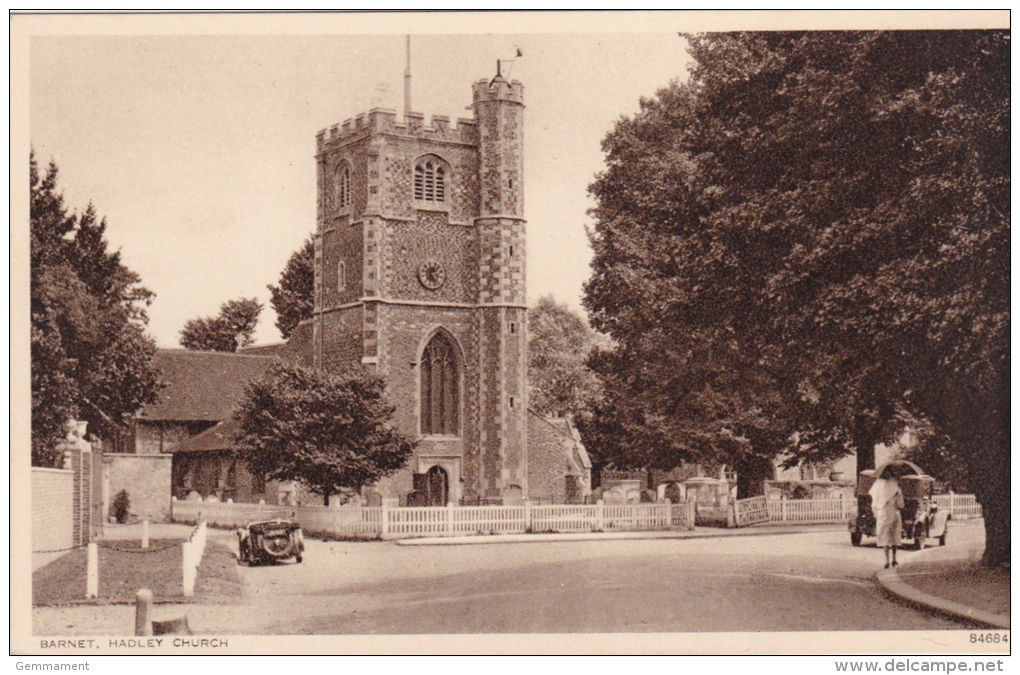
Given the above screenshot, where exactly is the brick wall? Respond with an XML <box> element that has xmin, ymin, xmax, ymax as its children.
<box><xmin>103</xmin><ymin>454</ymin><xmax>172</xmax><ymax>521</ymax></box>
<box><xmin>527</xmin><ymin>414</ymin><xmax>590</xmax><ymax>504</ymax></box>
<box><xmin>32</xmin><ymin>468</ymin><xmax>74</xmax><ymax>553</ymax></box>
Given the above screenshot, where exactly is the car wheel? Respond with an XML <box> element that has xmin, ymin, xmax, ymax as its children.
<box><xmin>912</xmin><ymin>526</ymin><xmax>925</xmax><ymax>551</ymax></box>
<box><xmin>939</xmin><ymin>531</ymin><xmax>947</xmax><ymax>546</ymax></box>
<box><xmin>295</xmin><ymin>554</ymin><xmax>303</xmax><ymax>564</ymax></box>
<box><xmin>850</xmin><ymin>531</ymin><xmax>862</xmax><ymax>547</ymax></box>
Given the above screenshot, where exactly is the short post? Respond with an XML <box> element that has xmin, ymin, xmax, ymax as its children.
<box><xmin>141</xmin><ymin>519</ymin><xmax>149</xmax><ymax>549</ymax></box>
<box><xmin>595</xmin><ymin>499</ymin><xmax>604</xmax><ymax>532</ymax></box>
<box><xmin>86</xmin><ymin>543</ymin><xmax>98</xmax><ymax>599</ymax></box>
<box><xmin>780</xmin><ymin>496</ymin><xmax>787</xmax><ymax>523</ymax></box>
<box><xmin>687</xmin><ymin>499</ymin><xmax>696</xmax><ymax>530</ymax></box>
<box><xmin>380</xmin><ymin>501</ymin><xmax>390</xmax><ymax>539</ymax></box>
<box><xmin>135</xmin><ymin>588</ymin><xmax>153</xmax><ymax>636</ymax></box>
<box><xmin>181</xmin><ymin>541</ymin><xmax>195</xmax><ymax>598</ymax></box>
<box><xmin>446</xmin><ymin>502</ymin><xmax>455</xmax><ymax>535</ymax></box>
<box><xmin>727</xmin><ymin>500</ymin><xmax>737</xmax><ymax>528</ymax></box>
<box><xmin>524</xmin><ymin>499</ymin><xmax>532</xmax><ymax>532</ymax></box>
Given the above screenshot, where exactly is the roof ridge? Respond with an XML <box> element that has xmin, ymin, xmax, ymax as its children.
<box><xmin>527</xmin><ymin>407</ymin><xmax>577</xmax><ymax>441</ymax></box>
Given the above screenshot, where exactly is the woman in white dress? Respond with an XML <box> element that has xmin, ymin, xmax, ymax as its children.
<box><xmin>869</xmin><ymin>468</ymin><xmax>905</xmax><ymax>568</ymax></box>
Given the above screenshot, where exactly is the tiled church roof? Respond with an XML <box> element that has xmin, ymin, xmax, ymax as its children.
<box><xmin>138</xmin><ymin>349</ymin><xmax>276</xmax><ymax>422</ymax></box>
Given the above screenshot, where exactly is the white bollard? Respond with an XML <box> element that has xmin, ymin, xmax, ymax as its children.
<box><xmin>182</xmin><ymin>541</ymin><xmax>195</xmax><ymax>597</ymax></box>
<box><xmin>142</xmin><ymin>519</ymin><xmax>149</xmax><ymax>549</ymax></box>
<box><xmin>86</xmin><ymin>543</ymin><xmax>98</xmax><ymax>598</ymax></box>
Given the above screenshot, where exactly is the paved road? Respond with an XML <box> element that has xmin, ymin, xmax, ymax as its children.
<box><xmin>230</xmin><ymin>525</ymin><xmax>973</xmax><ymax>634</ymax></box>
<box><xmin>34</xmin><ymin>522</ymin><xmax>981</xmax><ymax>635</ymax></box>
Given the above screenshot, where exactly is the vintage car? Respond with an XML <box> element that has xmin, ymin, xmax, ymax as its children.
<box><xmin>849</xmin><ymin>460</ymin><xmax>950</xmax><ymax>549</ymax></box>
<box><xmin>237</xmin><ymin>517</ymin><xmax>304</xmax><ymax>565</ymax></box>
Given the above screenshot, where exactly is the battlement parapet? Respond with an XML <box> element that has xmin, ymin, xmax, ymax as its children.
<box><xmin>318</xmin><ymin>107</ymin><xmax>478</xmax><ymax>150</ymax></box>
<box><xmin>472</xmin><ymin>77</ymin><xmax>524</xmax><ymax>105</ymax></box>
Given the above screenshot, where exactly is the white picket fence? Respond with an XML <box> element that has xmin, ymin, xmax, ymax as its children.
<box><xmin>173</xmin><ymin>493</ymin><xmax>979</xmax><ymax>536</ymax></box>
<box><xmin>932</xmin><ymin>493</ymin><xmax>983</xmax><ymax>520</ymax></box>
<box><xmin>172</xmin><ymin>498</ymin><xmax>697</xmax><ymax>540</ymax></box>
<box><xmin>731</xmin><ymin>494</ymin><xmax>981</xmax><ymax>527</ymax></box>
<box><xmin>768</xmin><ymin>497</ymin><xmax>855</xmax><ymax>524</ymax></box>
<box><xmin>734</xmin><ymin>496</ymin><xmax>770</xmax><ymax>527</ymax></box>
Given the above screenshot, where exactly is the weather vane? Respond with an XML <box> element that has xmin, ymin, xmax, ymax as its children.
<box><xmin>495</xmin><ymin>46</ymin><xmax>524</xmax><ymax>82</ymax></box>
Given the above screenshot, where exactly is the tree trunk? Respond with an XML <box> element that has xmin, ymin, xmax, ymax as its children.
<box><xmin>980</xmin><ymin>493</ymin><xmax>1009</xmax><ymax>567</ymax></box>
<box><xmin>852</xmin><ymin>414</ymin><xmax>879</xmax><ymax>477</ymax></box>
<box><xmin>735</xmin><ymin>456</ymin><xmax>774</xmax><ymax>499</ymax></box>
<box><xmin>972</xmin><ymin>441</ymin><xmax>1009</xmax><ymax>567</ymax></box>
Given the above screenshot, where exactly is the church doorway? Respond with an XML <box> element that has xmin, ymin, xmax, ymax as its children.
<box><xmin>412</xmin><ymin>465</ymin><xmax>449</xmax><ymax>506</ymax></box>
<box><xmin>426</xmin><ymin>466</ymin><xmax>449</xmax><ymax>505</ymax></box>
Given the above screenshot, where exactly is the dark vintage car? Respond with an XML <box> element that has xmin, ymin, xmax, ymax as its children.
<box><xmin>237</xmin><ymin>518</ymin><xmax>304</xmax><ymax>565</ymax></box>
<box><xmin>849</xmin><ymin>460</ymin><xmax>949</xmax><ymax>550</ymax></box>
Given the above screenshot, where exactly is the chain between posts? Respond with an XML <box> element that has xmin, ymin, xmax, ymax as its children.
<box><xmin>32</xmin><ymin>544</ymin><xmax>88</xmax><ymax>554</ymax></box>
<box><xmin>35</xmin><ymin>521</ymin><xmax>202</xmax><ymax>555</ymax></box>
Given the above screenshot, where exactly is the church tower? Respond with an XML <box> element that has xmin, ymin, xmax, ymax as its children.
<box><xmin>311</xmin><ymin>66</ymin><xmax>528</xmax><ymax>505</ymax></box>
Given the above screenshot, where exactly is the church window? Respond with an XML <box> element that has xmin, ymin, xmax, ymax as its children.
<box><xmin>509</xmin><ymin>322</ymin><xmax>517</xmax><ymax>335</ymax></box>
<box><xmin>413</xmin><ymin>156</ymin><xmax>448</xmax><ymax>205</ymax></box>
<box><xmin>420</xmin><ymin>332</ymin><xmax>459</xmax><ymax>435</ymax></box>
<box><xmin>337</xmin><ymin>260</ymin><xmax>346</xmax><ymax>292</ymax></box>
<box><xmin>335</xmin><ymin>162</ymin><xmax>352</xmax><ymax>211</ymax></box>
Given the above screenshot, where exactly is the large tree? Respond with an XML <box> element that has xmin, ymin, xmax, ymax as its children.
<box><xmin>179</xmin><ymin>297</ymin><xmax>262</xmax><ymax>352</ymax></box>
<box><xmin>585</xmin><ymin>31</ymin><xmax>1008</xmax><ymax>563</ymax></box>
<box><xmin>267</xmin><ymin>236</ymin><xmax>314</xmax><ymax>340</ymax></box>
<box><xmin>233</xmin><ymin>362</ymin><xmax>415</xmax><ymax>504</ymax></box>
<box><xmin>30</xmin><ymin>154</ymin><xmax>161</xmax><ymax>465</ymax></box>
<box><xmin>527</xmin><ymin>296</ymin><xmax>603</xmax><ymax>424</ymax></box>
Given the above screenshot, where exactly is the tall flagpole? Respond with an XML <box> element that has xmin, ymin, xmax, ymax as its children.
<box><xmin>404</xmin><ymin>35</ymin><xmax>412</xmax><ymax>116</ymax></box>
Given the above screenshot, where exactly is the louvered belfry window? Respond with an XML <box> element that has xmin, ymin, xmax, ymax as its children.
<box><xmin>420</xmin><ymin>332</ymin><xmax>459</xmax><ymax>435</ymax></box>
<box><xmin>414</xmin><ymin>158</ymin><xmax>446</xmax><ymax>204</ymax></box>
<box><xmin>336</xmin><ymin>163</ymin><xmax>351</xmax><ymax>209</ymax></box>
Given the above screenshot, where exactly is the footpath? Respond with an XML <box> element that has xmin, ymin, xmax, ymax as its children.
<box><xmin>876</xmin><ymin>520</ymin><xmax>1009</xmax><ymax>629</ymax></box>
<box><xmin>395</xmin><ymin>522</ymin><xmax>842</xmax><ymax>546</ymax></box>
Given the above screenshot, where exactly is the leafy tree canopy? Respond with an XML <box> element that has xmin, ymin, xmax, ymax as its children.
<box><xmin>179</xmin><ymin>297</ymin><xmax>262</xmax><ymax>352</ymax></box>
<box><xmin>30</xmin><ymin>153</ymin><xmax>161</xmax><ymax>465</ymax></box>
<box><xmin>527</xmin><ymin>296</ymin><xmax>603</xmax><ymax>424</ymax></box>
<box><xmin>584</xmin><ymin>31</ymin><xmax>1008</xmax><ymax>561</ymax></box>
<box><xmin>267</xmin><ymin>236</ymin><xmax>314</xmax><ymax>340</ymax></box>
<box><xmin>233</xmin><ymin>362</ymin><xmax>415</xmax><ymax>502</ymax></box>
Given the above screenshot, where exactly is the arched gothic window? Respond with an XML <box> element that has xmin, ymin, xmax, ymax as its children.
<box><xmin>420</xmin><ymin>332</ymin><xmax>459</xmax><ymax>435</ymax></box>
<box><xmin>335</xmin><ymin>162</ymin><xmax>351</xmax><ymax>211</ymax></box>
<box><xmin>413</xmin><ymin>156</ymin><xmax>447</xmax><ymax>204</ymax></box>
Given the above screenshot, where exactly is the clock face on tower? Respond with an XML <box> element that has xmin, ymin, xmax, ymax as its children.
<box><xmin>417</xmin><ymin>260</ymin><xmax>446</xmax><ymax>290</ymax></box>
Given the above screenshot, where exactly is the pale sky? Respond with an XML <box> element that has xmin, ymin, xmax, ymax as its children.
<box><xmin>30</xmin><ymin>31</ymin><xmax>692</xmax><ymax>347</ymax></box>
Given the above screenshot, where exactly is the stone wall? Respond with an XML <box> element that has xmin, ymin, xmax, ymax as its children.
<box><xmin>103</xmin><ymin>453</ymin><xmax>172</xmax><ymax>521</ymax></box>
<box><xmin>32</xmin><ymin>467</ymin><xmax>74</xmax><ymax>553</ymax></box>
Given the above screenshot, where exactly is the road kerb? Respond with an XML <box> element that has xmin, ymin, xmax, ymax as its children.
<box><xmin>875</xmin><ymin>549</ymin><xmax>1009</xmax><ymax>629</ymax></box>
